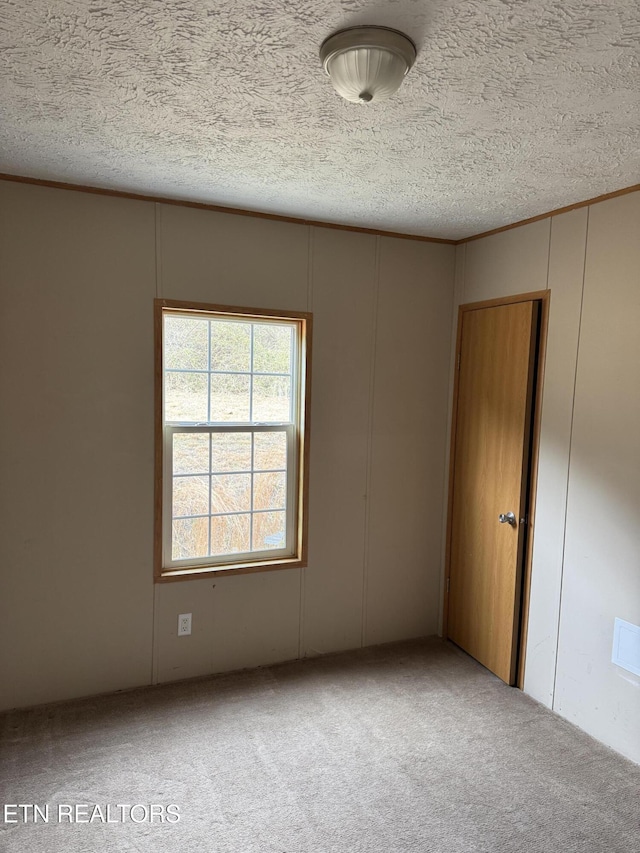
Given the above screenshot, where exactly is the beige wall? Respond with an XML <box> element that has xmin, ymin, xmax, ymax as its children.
<box><xmin>451</xmin><ymin>194</ymin><xmax>640</xmax><ymax>763</ymax></box>
<box><xmin>0</xmin><ymin>183</ymin><xmax>157</xmax><ymax>709</ymax></box>
<box><xmin>554</xmin><ymin>193</ymin><xmax>640</xmax><ymax>761</ymax></box>
<box><xmin>0</xmin><ymin>180</ymin><xmax>455</xmax><ymax>709</ymax></box>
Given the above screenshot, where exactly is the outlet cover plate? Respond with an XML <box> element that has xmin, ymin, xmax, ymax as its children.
<box><xmin>612</xmin><ymin>618</ymin><xmax>640</xmax><ymax>677</ymax></box>
<box><xmin>178</xmin><ymin>613</ymin><xmax>192</xmax><ymax>637</ymax></box>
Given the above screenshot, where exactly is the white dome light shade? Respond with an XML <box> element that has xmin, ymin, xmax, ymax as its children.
<box><xmin>320</xmin><ymin>27</ymin><xmax>416</xmax><ymax>104</ymax></box>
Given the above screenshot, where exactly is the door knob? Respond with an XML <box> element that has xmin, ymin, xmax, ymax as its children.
<box><xmin>499</xmin><ymin>512</ymin><xmax>516</xmax><ymax>526</ymax></box>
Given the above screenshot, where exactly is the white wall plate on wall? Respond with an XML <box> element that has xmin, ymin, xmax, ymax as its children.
<box><xmin>612</xmin><ymin>618</ymin><xmax>640</xmax><ymax>677</ymax></box>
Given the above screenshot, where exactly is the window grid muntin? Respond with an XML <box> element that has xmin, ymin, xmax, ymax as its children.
<box><xmin>172</xmin><ymin>468</ymin><xmax>286</xmax><ymax>478</ymax></box>
<box><xmin>249</xmin><ymin>323</ymin><xmax>254</xmax><ymax>424</ymax></box>
<box><xmin>208</xmin><ymin>420</ymin><xmax>212</xmax><ymax>555</ymax></box>
<box><xmin>165</xmin><ymin>369</ymin><xmax>292</xmax><ymax>377</ymax></box>
<box><xmin>249</xmin><ymin>417</ymin><xmax>255</xmax><ymax>550</ymax></box>
<box><xmin>171</xmin><ymin>508</ymin><xmax>287</xmax><ymax>521</ymax></box>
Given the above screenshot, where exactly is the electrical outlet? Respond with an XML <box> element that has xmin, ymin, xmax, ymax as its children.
<box><xmin>177</xmin><ymin>613</ymin><xmax>192</xmax><ymax>637</ymax></box>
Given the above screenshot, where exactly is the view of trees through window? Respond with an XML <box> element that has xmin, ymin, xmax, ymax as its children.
<box><xmin>163</xmin><ymin>313</ymin><xmax>297</xmax><ymax>564</ymax></box>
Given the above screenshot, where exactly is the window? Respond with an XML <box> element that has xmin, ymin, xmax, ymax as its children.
<box><xmin>154</xmin><ymin>299</ymin><xmax>311</xmax><ymax>580</ymax></box>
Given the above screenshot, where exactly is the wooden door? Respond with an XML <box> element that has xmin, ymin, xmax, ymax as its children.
<box><xmin>447</xmin><ymin>300</ymin><xmax>539</xmax><ymax>684</ymax></box>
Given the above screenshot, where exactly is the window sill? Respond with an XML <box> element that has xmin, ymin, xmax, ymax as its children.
<box><xmin>155</xmin><ymin>555</ymin><xmax>306</xmax><ymax>583</ymax></box>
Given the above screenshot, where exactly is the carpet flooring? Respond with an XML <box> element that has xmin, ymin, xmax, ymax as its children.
<box><xmin>1</xmin><ymin>638</ymin><xmax>639</xmax><ymax>853</ymax></box>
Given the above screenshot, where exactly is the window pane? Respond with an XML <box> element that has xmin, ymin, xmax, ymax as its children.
<box><xmin>211</xmin><ymin>432</ymin><xmax>251</xmax><ymax>472</ymax></box>
<box><xmin>252</xmin><ymin>324</ymin><xmax>292</xmax><ymax>374</ymax></box>
<box><xmin>165</xmin><ymin>372</ymin><xmax>208</xmax><ymax>422</ymax></box>
<box><xmin>173</xmin><ymin>517</ymin><xmax>209</xmax><ymax>560</ymax></box>
<box><xmin>173</xmin><ymin>433</ymin><xmax>209</xmax><ymax>475</ymax></box>
<box><xmin>164</xmin><ymin>316</ymin><xmax>208</xmax><ymax>370</ymax></box>
<box><xmin>210</xmin><ymin>514</ymin><xmax>250</xmax><ymax>556</ymax></box>
<box><xmin>173</xmin><ymin>475</ymin><xmax>209</xmax><ymax>518</ymax></box>
<box><xmin>253</xmin><ymin>472</ymin><xmax>286</xmax><ymax>511</ymax></box>
<box><xmin>253</xmin><ymin>432</ymin><xmax>287</xmax><ymax>471</ymax></box>
<box><xmin>253</xmin><ymin>511</ymin><xmax>286</xmax><ymax>551</ymax></box>
<box><xmin>211</xmin><ymin>474</ymin><xmax>251</xmax><ymax>513</ymax></box>
<box><xmin>210</xmin><ymin>320</ymin><xmax>251</xmax><ymax>372</ymax></box>
<box><xmin>252</xmin><ymin>375</ymin><xmax>291</xmax><ymax>422</ymax></box>
<box><xmin>210</xmin><ymin>374</ymin><xmax>250</xmax><ymax>422</ymax></box>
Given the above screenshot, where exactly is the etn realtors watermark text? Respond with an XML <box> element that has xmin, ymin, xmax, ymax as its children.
<box><xmin>2</xmin><ymin>804</ymin><xmax>180</xmax><ymax>824</ymax></box>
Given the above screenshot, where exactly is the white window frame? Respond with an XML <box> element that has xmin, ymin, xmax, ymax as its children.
<box><xmin>155</xmin><ymin>300</ymin><xmax>311</xmax><ymax>581</ymax></box>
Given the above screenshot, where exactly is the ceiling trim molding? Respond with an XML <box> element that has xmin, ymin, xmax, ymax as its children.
<box><xmin>2</xmin><ymin>173</ymin><xmax>638</xmax><ymax>246</ymax></box>
<box><xmin>0</xmin><ymin>172</ymin><xmax>456</xmax><ymax>245</ymax></box>
<box><xmin>459</xmin><ymin>182</ymin><xmax>640</xmax><ymax>244</ymax></box>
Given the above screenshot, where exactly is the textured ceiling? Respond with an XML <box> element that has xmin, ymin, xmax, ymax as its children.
<box><xmin>0</xmin><ymin>0</ymin><xmax>639</xmax><ymax>239</ymax></box>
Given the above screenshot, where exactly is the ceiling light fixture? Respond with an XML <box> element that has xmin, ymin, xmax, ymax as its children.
<box><xmin>320</xmin><ymin>26</ymin><xmax>416</xmax><ymax>104</ymax></box>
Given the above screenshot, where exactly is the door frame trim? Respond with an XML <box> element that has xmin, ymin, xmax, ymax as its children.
<box><xmin>442</xmin><ymin>289</ymin><xmax>550</xmax><ymax>689</ymax></box>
